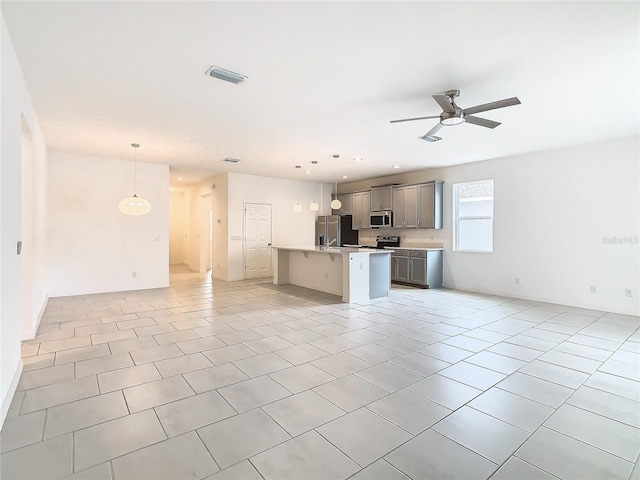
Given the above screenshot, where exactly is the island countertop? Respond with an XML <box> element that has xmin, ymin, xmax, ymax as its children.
<box><xmin>272</xmin><ymin>246</ymin><xmax>392</xmax><ymax>302</ymax></box>
<box><xmin>272</xmin><ymin>246</ymin><xmax>391</xmax><ymax>254</ymax></box>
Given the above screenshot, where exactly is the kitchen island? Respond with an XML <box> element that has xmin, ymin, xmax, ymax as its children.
<box><xmin>272</xmin><ymin>246</ymin><xmax>392</xmax><ymax>303</ymax></box>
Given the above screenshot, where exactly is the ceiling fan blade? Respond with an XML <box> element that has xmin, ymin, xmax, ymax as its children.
<box><xmin>390</xmin><ymin>115</ymin><xmax>440</xmax><ymax>124</ymax></box>
<box><xmin>420</xmin><ymin>123</ymin><xmax>444</xmax><ymax>140</ymax></box>
<box><xmin>432</xmin><ymin>94</ymin><xmax>456</xmax><ymax>113</ymax></box>
<box><xmin>463</xmin><ymin>97</ymin><xmax>521</xmax><ymax>115</ymax></box>
<box><xmin>465</xmin><ymin>115</ymin><xmax>501</xmax><ymax>129</ymax></box>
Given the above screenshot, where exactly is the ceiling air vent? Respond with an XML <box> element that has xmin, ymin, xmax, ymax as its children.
<box><xmin>205</xmin><ymin>66</ymin><xmax>247</xmax><ymax>84</ymax></box>
<box><xmin>223</xmin><ymin>158</ymin><xmax>240</xmax><ymax>163</ymax></box>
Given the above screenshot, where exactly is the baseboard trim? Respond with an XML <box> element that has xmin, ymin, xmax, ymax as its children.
<box><xmin>22</xmin><ymin>294</ymin><xmax>48</xmax><ymax>341</ymax></box>
<box><xmin>1</xmin><ymin>359</ymin><xmax>24</xmax><ymax>430</ymax></box>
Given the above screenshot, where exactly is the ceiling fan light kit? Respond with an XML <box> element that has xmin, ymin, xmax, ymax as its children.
<box><xmin>391</xmin><ymin>89</ymin><xmax>521</xmax><ymax>142</ymax></box>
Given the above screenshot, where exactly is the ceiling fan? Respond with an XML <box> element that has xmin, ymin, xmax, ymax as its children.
<box><xmin>390</xmin><ymin>89</ymin><xmax>521</xmax><ymax>142</ymax></box>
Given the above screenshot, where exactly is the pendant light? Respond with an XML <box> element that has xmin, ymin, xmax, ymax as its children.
<box><xmin>118</xmin><ymin>143</ymin><xmax>152</xmax><ymax>215</ymax></box>
<box><xmin>309</xmin><ymin>160</ymin><xmax>319</xmax><ymax>211</ymax></box>
<box><xmin>293</xmin><ymin>165</ymin><xmax>303</xmax><ymax>212</ymax></box>
<box><xmin>330</xmin><ymin>154</ymin><xmax>342</xmax><ymax>210</ymax></box>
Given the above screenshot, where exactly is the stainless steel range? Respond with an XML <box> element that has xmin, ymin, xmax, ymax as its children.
<box><xmin>375</xmin><ymin>235</ymin><xmax>400</xmax><ymax>249</ymax></box>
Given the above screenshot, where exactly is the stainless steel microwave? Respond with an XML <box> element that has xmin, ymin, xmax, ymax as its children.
<box><xmin>370</xmin><ymin>211</ymin><xmax>392</xmax><ymax>228</ymax></box>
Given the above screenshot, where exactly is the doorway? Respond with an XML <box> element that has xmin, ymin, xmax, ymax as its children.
<box><xmin>244</xmin><ymin>203</ymin><xmax>272</xmax><ymax>279</ymax></box>
<box><xmin>198</xmin><ymin>193</ymin><xmax>211</xmax><ymax>273</ymax></box>
<box><xmin>208</xmin><ymin>208</ymin><xmax>213</xmax><ymax>271</ymax></box>
<box><xmin>21</xmin><ymin>117</ymin><xmax>34</xmax><ymax>338</ymax></box>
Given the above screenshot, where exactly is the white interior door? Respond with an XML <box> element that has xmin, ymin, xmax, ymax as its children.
<box><xmin>244</xmin><ymin>203</ymin><xmax>272</xmax><ymax>279</ymax></box>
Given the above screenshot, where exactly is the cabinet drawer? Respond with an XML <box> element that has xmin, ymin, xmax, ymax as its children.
<box><xmin>409</xmin><ymin>250</ymin><xmax>426</xmax><ymax>258</ymax></box>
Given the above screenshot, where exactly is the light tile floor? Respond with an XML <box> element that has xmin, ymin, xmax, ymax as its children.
<box><xmin>1</xmin><ymin>271</ymin><xmax>639</xmax><ymax>480</ymax></box>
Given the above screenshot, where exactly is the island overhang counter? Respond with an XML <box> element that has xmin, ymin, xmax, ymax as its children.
<box><xmin>272</xmin><ymin>246</ymin><xmax>393</xmax><ymax>303</ymax></box>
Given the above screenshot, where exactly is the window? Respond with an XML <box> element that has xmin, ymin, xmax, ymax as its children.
<box><xmin>453</xmin><ymin>179</ymin><xmax>494</xmax><ymax>253</ymax></box>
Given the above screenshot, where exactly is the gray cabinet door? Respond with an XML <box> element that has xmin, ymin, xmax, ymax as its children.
<box><xmin>352</xmin><ymin>192</ymin><xmax>362</xmax><ymax>229</ymax></box>
<box><xmin>361</xmin><ymin>191</ymin><xmax>371</xmax><ymax>228</ymax></box>
<box><xmin>390</xmin><ymin>256</ymin><xmax>397</xmax><ymax>281</ymax></box>
<box><xmin>409</xmin><ymin>256</ymin><xmax>427</xmax><ymax>285</ymax></box>
<box><xmin>351</xmin><ymin>192</ymin><xmax>370</xmax><ymax>229</ymax></box>
<box><xmin>337</xmin><ymin>194</ymin><xmax>352</xmax><ymax>214</ymax></box>
<box><xmin>404</xmin><ymin>185</ymin><xmax>418</xmax><ymax>228</ymax></box>
<box><xmin>418</xmin><ymin>183</ymin><xmax>435</xmax><ymax>228</ymax></box>
<box><xmin>417</xmin><ymin>181</ymin><xmax>443</xmax><ymax>229</ymax></box>
<box><xmin>371</xmin><ymin>186</ymin><xmax>393</xmax><ymax>211</ymax></box>
<box><xmin>396</xmin><ymin>255</ymin><xmax>410</xmax><ymax>282</ymax></box>
<box><xmin>393</xmin><ymin>188</ymin><xmax>405</xmax><ymax>227</ymax></box>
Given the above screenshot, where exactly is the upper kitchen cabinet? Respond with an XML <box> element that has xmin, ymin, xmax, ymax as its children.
<box><xmin>393</xmin><ymin>185</ymin><xmax>418</xmax><ymax>228</ymax></box>
<box><xmin>371</xmin><ymin>186</ymin><xmax>393</xmax><ymax>211</ymax></box>
<box><xmin>418</xmin><ymin>181</ymin><xmax>443</xmax><ymax>229</ymax></box>
<box><xmin>351</xmin><ymin>191</ymin><xmax>371</xmax><ymax>229</ymax></box>
<box><xmin>332</xmin><ymin>194</ymin><xmax>353</xmax><ymax>215</ymax></box>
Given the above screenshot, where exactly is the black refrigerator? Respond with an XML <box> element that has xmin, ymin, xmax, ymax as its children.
<box><xmin>315</xmin><ymin>215</ymin><xmax>359</xmax><ymax>247</ymax></box>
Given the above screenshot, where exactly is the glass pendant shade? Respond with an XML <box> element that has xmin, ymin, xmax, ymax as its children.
<box><xmin>119</xmin><ymin>194</ymin><xmax>152</xmax><ymax>215</ymax></box>
<box><xmin>119</xmin><ymin>143</ymin><xmax>151</xmax><ymax>216</ymax></box>
<box><xmin>293</xmin><ymin>202</ymin><xmax>303</xmax><ymax>213</ymax></box>
<box><xmin>309</xmin><ymin>201</ymin><xmax>320</xmax><ymax>212</ymax></box>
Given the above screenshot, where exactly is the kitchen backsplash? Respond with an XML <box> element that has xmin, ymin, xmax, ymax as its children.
<box><xmin>358</xmin><ymin>229</ymin><xmax>445</xmax><ymax>248</ymax></box>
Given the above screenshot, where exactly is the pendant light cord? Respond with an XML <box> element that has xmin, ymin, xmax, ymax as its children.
<box><xmin>132</xmin><ymin>143</ymin><xmax>140</xmax><ymax>196</ymax></box>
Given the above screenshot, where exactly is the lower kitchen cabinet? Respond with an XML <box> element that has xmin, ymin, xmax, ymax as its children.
<box><xmin>409</xmin><ymin>252</ymin><xmax>427</xmax><ymax>285</ymax></box>
<box><xmin>391</xmin><ymin>254</ymin><xmax>409</xmax><ymax>282</ymax></box>
<box><xmin>391</xmin><ymin>249</ymin><xmax>442</xmax><ymax>288</ymax></box>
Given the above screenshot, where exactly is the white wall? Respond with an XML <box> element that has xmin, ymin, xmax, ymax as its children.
<box><xmin>169</xmin><ymin>190</ymin><xmax>187</xmax><ymax>265</ymax></box>
<box><xmin>342</xmin><ymin>136</ymin><xmax>640</xmax><ymax>316</ymax></box>
<box><xmin>226</xmin><ymin>173</ymin><xmax>329</xmax><ymax>281</ymax></box>
<box><xmin>47</xmin><ymin>151</ymin><xmax>170</xmax><ymax>296</ymax></box>
<box><xmin>1</xmin><ymin>12</ymin><xmax>49</xmax><ymax>426</ymax></box>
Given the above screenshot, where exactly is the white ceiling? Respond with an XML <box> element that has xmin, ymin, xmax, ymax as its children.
<box><xmin>2</xmin><ymin>1</ymin><xmax>638</xmax><ymax>186</ymax></box>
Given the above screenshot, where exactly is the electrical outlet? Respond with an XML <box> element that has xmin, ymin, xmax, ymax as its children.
<box><xmin>515</xmin><ymin>277</ymin><xmax>520</xmax><ymax>285</ymax></box>
<box><xmin>132</xmin><ymin>272</ymin><xmax>137</xmax><ymax>278</ymax></box>
<box><xmin>590</xmin><ymin>285</ymin><xmax>597</xmax><ymax>294</ymax></box>
<box><xmin>625</xmin><ymin>289</ymin><xmax>632</xmax><ymax>298</ymax></box>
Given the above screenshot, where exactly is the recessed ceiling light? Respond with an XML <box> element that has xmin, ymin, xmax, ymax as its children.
<box><xmin>305</xmin><ymin>170</ymin><xmax>312</xmax><ymax>174</ymax></box>
<box><xmin>205</xmin><ymin>66</ymin><xmax>247</xmax><ymax>84</ymax></box>
<box><xmin>177</xmin><ymin>177</ymin><xmax>184</xmax><ymax>180</ymax></box>
<box><xmin>342</xmin><ymin>175</ymin><xmax>348</xmax><ymax>179</ymax></box>
<box><xmin>223</xmin><ymin>158</ymin><xmax>240</xmax><ymax>163</ymax></box>
<box><xmin>295</xmin><ymin>165</ymin><xmax>301</xmax><ymax>169</ymax></box>
<box><xmin>392</xmin><ymin>165</ymin><xmax>401</xmax><ymax>169</ymax></box>
<box><xmin>354</xmin><ymin>157</ymin><xmax>363</xmax><ymax>162</ymax></box>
